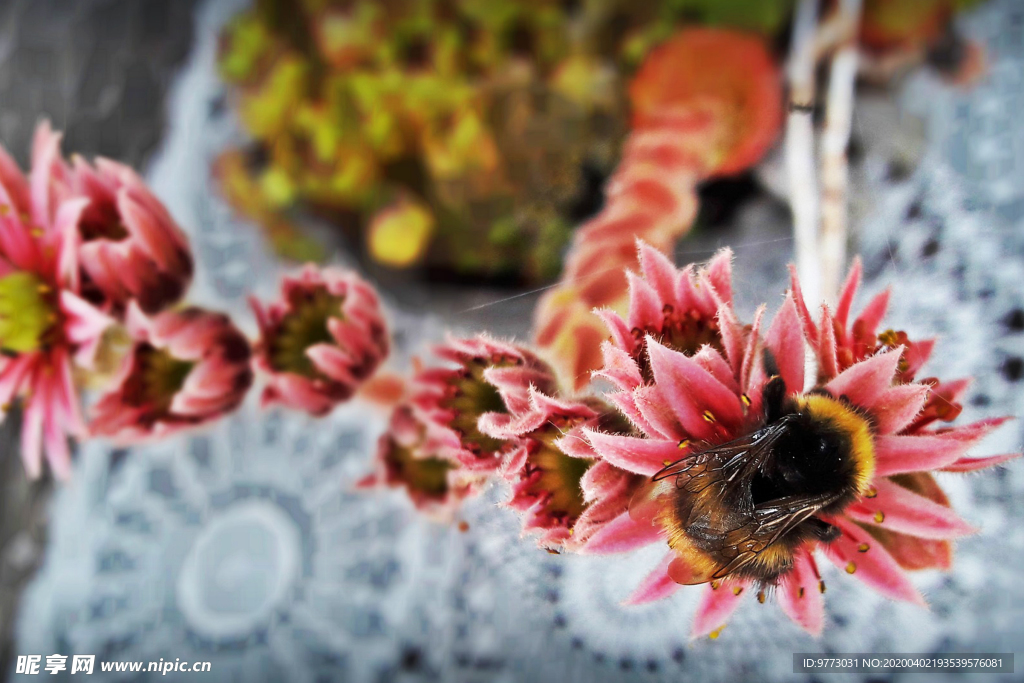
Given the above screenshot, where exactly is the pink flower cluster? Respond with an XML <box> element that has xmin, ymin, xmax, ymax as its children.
<box><xmin>0</xmin><ymin>123</ymin><xmax>390</xmax><ymax>479</ymax></box>
<box><xmin>364</xmin><ymin>240</ymin><xmax>1017</xmax><ymax>637</ymax></box>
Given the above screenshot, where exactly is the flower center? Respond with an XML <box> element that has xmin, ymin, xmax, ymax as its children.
<box><xmin>525</xmin><ymin>428</ymin><xmax>593</xmax><ymax>523</ymax></box>
<box><xmin>445</xmin><ymin>358</ymin><xmax>510</xmax><ymax>457</ymax></box>
<box><xmin>269</xmin><ymin>286</ymin><xmax>345</xmax><ymax>378</ymax></box>
<box><xmin>633</xmin><ymin>305</ymin><xmax>722</xmax><ymax>382</ymax></box>
<box><xmin>122</xmin><ymin>343</ymin><xmax>195</xmax><ymax>414</ymax></box>
<box><xmin>388</xmin><ymin>439</ymin><xmax>453</xmax><ymax>498</ymax></box>
<box><xmin>79</xmin><ymin>194</ymin><xmax>129</xmax><ymax>242</ymax></box>
<box><xmin>0</xmin><ymin>272</ymin><xmax>58</xmax><ymax>353</ymax></box>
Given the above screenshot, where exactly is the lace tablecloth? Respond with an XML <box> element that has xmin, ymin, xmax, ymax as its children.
<box><xmin>13</xmin><ymin>0</ymin><xmax>1024</xmax><ymax>681</ymax></box>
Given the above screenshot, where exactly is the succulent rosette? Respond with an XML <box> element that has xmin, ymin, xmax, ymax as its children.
<box><xmin>581</xmin><ymin>254</ymin><xmax>1016</xmax><ymax>638</ymax></box>
<box><xmin>90</xmin><ymin>304</ymin><xmax>253</xmax><ymax>442</ymax></box>
<box><xmin>0</xmin><ymin>125</ymin><xmax>113</xmax><ymax>478</ymax></box>
<box><xmin>251</xmin><ymin>265</ymin><xmax>389</xmax><ymax>416</ymax></box>
<box><xmin>411</xmin><ymin>335</ymin><xmax>557</xmax><ymax>474</ymax></box>
<box><xmin>478</xmin><ymin>381</ymin><xmax>642</xmax><ymax>551</ymax></box>
<box><xmin>356</xmin><ymin>405</ymin><xmax>478</xmax><ymax>519</ymax></box>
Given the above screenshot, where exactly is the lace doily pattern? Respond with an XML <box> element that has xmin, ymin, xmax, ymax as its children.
<box><xmin>13</xmin><ymin>0</ymin><xmax>1024</xmax><ymax>681</ymax></box>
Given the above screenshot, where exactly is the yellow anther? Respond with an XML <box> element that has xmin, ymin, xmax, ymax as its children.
<box><xmin>874</xmin><ymin>511</ymin><xmax>885</xmax><ymax>524</ymax></box>
<box><xmin>845</xmin><ymin>562</ymin><xmax>857</xmax><ymax>574</ymax></box>
<box><xmin>702</xmin><ymin>410</ymin><xmax>716</xmax><ymax>423</ymax></box>
<box><xmin>857</xmin><ymin>543</ymin><xmax>870</xmax><ymax>553</ymax></box>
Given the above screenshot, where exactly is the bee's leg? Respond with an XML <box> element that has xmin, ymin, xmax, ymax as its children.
<box><xmin>762</xmin><ymin>376</ymin><xmax>788</xmax><ymax>423</ymax></box>
<box><xmin>804</xmin><ymin>517</ymin><xmax>841</xmax><ymax>543</ymax></box>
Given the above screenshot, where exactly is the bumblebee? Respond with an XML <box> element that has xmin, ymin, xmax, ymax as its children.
<box><xmin>631</xmin><ymin>369</ymin><xmax>876</xmax><ymax>586</ymax></box>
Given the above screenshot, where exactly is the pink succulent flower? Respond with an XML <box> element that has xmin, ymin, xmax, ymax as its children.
<box><xmin>411</xmin><ymin>335</ymin><xmax>557</xmax><ymax>474</ymax></box>
<box><xmin>0</xmin><ymin>127</ymin><xmax>113</xmax><ymax>478</ymax></box>
<box><xmin>251</xmin><ymin>265</ymin><xmax>389</xmax><ymax>416</ymax></box>
<box><xmin>594</xmin><ymin>242</ymin><xmax>743</xmax><ymax>390</ymax></box>
<box><xmin>582</xmin><ymin>258</ymin><xmax>1017</xmax><ymax>638</ymax></box>
<box><xmin>356</xmin><ymin>405</ymin><xmax>479</xmax><ymax>519</ymax></box>
<box><xmin>478</xmin><ymin>382</ymin><xmax>642</xmax><ymax>551</ymax></box>
<box><xmin>31</xmin><ymin>122</ymin><xmax>194</xmax><ymax>316</ymax></box>
<box><xmin>90</xmin><ymin>304</ymin><xmax>253</xmax><ymax>442</ymax></box>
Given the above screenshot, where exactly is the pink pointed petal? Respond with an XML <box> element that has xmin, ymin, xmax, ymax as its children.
<box><xmin>777</xmin><ymin>547</ymin><xmax>824</xmax><ymax>635</ymax></box>
<box><xmin>764</xmin><ymin>293</ymin><xmax>805</xmax><ymax>395</ymax></box>
<box><xmin>846</xmin><ymin>479</ymin><xmax>977</xmax><ymax>539</ymax></box>
<box><xmin>623</xmin><ymin>552</ymin><xmax>682</xmax><ymax>605</ymax></box>
<box><xmin>704</xmin><ymin>248</ymin><xmax>734</xmax><ymax>307</ymax></box>
<box><xmin>581</xmin><ymin>511</ymin><xmax>664</xmax><ymax>554</ymax></box>
<box><xmin>60</xmin><ymin>290</ymin><xmax>113</xmax><ymax>346</ymax></box>
<box><xmin>307</xmin><ymin>344</ymin><xmax>360</xmax><ymax>387</ymax></box>
<box><xmin>691</xmin><ymin>579</ymin><xmax>749</xmax><ymax>639</ymax></box>
<box><xmin>825</xmin><ymin>347</ymin><xmax>903</xmax><ymax>409</ymax></box>
<box><xmin>578</xmin><ymin>459</ymin><xmax>626</xmax><ymax>498</ymax></box>
<box><xmin>632</xmin><ymin>385</ymin><xmax>687</xmax><ymax>440</ymax></box>
<box><xmin>584</xmin><ymin>429</ymin><xmax>680</xmax><ymax>476</ymax></box>
<box><xmin>835</xmin><ymin>257</ymin><xmax>862</xmax><ymax>334</ymax></box>
<box><xmin>593</xmin><ymin>341</ymin><xmax>643</xmax><ymax>390</ymax></box>
<box><xmin>0</xmin><ymin>355</ymin><xmax>34</xmax><ymax>408</ymax></box>
<box><xmin>740</xmin><ymin>304</ymin><xmax>766</xmax><ymax>394</ymax></box>
<box><xmin>646</xmin><ymin>337</ymin><xmax>742</xmax><ymax>439</ymax></box>
<box><xmin>856</xmin><ymin>289</ymin><xmax>891</xmax><ymax>339</ymax></box>
<box><xmin>626</xmin><ymin>271</ymin><xmax>664</xmax><ymax>332</ymax></box>
<box><xmin>637</xmin><ymin>241</ymin><xmax>678</xmax><ymax>304</ymax></box>
<box><xmin>823</xmin><ymin>517</ymin><xmax>926</xmax><ymax>606</ymax></box>
<box><xmin>902</xmin><ymin>339</ymin><xmax>935</xmax><ymax>379</ymax></box>
<box><xmin>692</xmin><ymin>346</ymin><xmax>737</xmax><ymax>393</ymax></box>
<box><xmin>21</xmin><ymin>378</ymin><xmax>45</xmax><ymax>480</ymax></box>
<box><xmin>874</xmin><ymin>417</ymin><xmax>1012</xmax><ymax>476</ymax></box>
<box><xmin>817</xmin><ymin>308</ymin><xmax>839</xmax><ymax>379</ymax></box>
<box><xmin>29</xmin><ymin>121</ymin><xmax>63</xmax><ymax>227</ymax></box>
<box><xmin>43</xmin><ymin>412</ymin><xmax>72</xmax><ymax>481</ymax></box>
<box><xmin>594</xmin><ymin>308</ymin><xmax>635</xmax><ymax>352</ymax></box>
<box><xmin>788</xmin><ymin>264</ymin><xmax>819</xmax><ymax>345</ymax></box>
<box><xmin>716</xmin><ymin>304</ymin><xmax>747</xmax><ymax>380</ymax></box>
<box><xmin>52</xmin><ymin>197</ymin><xmax>89</xmax><ymax>289</ymax></box>
<box><xmin>872</xmin><ymin>383</ymin><xmax>930</xmax><ymax>435</ymax></box>
<box><xmin>941</xmin><ymin>453</ymin><xmax>1021</xmax><ymax>473</ymax></box>
<box><xmin>602</xmin><ymin>391</ymin><xmax>655</xmax><ymax>438</ymax></box>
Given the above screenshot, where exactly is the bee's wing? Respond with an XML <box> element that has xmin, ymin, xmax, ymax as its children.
<box><xmin>709</xmin><ymin>491</ymin><xmax>840</xmax><ymax>580</ymax></box>
<box><xmin>629</xmin><ymin>431</ymin><xmax>783</xmax><ymax>583</ymax></box>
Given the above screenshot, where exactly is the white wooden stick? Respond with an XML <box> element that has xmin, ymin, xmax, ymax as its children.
<box><xmin>820</xmin><ymin>0</ymin><xmax>863</xmax><ymax>305</ymax></box>
<box><xmin>786</xmin><ymin>0</ymin><xmax>823</xmax><ymax>307</ymax></box>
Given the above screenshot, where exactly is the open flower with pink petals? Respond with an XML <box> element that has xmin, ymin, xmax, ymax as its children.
<box><xmin>356</xmin><ymin>405</ymin><xmax>478</xmax><ymax>519</ymax></box>
<box><xmin>595</xmin><ymin>242</ymin><xmax>743</xmax><ymax>390</ymax></box>
<box><xmin>478</xmin><ymin>381</ymin><xmax>642</xmax><ymax>551</ymax></box>
<box><xmin>31</xmin><ymin>122</ymin><xmax>193</xmax><ymax>317</ymax></box>
<box><xmin>251</xmin><ymin>265</ymin><xmax>389</xmax><ymax>416</ymax></box>
<box><xmin>90</xmin><ymin>304</ymin><xmax>253</xmax><ymax>442</ymax></box>
<box><xmin>581</xmin><ymin>257</ymin><xmax>1017</xmax><ymax>638</ymax></box>
<box><xmin>0</xmin><ymin>127</ymin><xmax>112</xmax><ymax>478</ymax></box>
<box><xmin>411</xmin><ymin>335</ymin><xmax>557</xmax><ymax>474</ymax></box>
